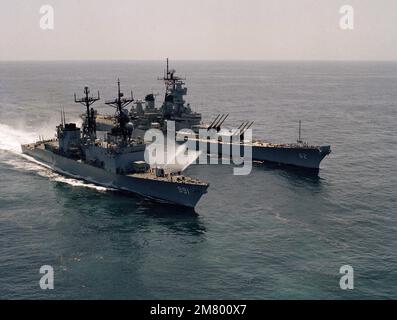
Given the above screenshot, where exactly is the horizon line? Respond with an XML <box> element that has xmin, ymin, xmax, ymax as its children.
<box><xmin>1</xmin><ymin>59</ymin><xmax>397</xmax><ymax>63</ymax></box>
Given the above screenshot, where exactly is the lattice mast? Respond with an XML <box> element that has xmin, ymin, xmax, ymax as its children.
<box><xmin>74</xmin><ymin>86</ymin><xmax>100</xmax><ymax>139</ymax></box>
<box><xmin>105</xmin><ymin>79</ymin><xmax>134</xmax><ymax>140</ymax></box>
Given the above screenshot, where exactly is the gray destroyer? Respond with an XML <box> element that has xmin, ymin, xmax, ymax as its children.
<box><xmin>22</xmin><ymin>83</ymin><xmax>209</xmax><ymax>208</ymax></box>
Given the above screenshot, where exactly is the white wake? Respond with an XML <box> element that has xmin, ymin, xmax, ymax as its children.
<box><xmin>0</xmin><ymin>123</ymin><xmax>39</xmax><ymax>154</ymax></box>
<box><xmin>0</xmin><ymin>122</ymin><xmax>111</xmax><ymax>192</ymax></box>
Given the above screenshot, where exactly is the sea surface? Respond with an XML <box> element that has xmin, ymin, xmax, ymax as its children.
<box><xmin>0</xmin><ymin>61</ymin><xmax>396</xmax><ymax>299</ymax></box>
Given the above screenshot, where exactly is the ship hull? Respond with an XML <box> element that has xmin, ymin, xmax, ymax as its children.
<box><xmin>21</xmin><ymin>145</ymin><xmax>208</xmax><ymax>208</ymax></box>
<box><xmin>251</xmin><ymin>144</ymin><xmax>331</xmax><ymax>170</ymax></box>
<box><xmin>183</xmin><ymin>139</ymin><xmax>331</xmax><ymax>170</ymax></box>
<box><xmin>96</xmin><ymin>118</ymin><xmax>331</xmax><ymax>170</ymax></box>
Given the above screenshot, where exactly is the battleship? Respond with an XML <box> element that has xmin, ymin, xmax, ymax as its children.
<box><xmin>90</xmin><ymin>59</ymin><xmax>331</xmax><ymax>171</ymax></box>
<box><xmin>21</xmin><ymin>82</ymin><xmax>209</xmax><ymax>208</ymax></box>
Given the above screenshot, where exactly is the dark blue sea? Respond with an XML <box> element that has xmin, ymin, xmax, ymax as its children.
<box><xmin>0</xmin><ymin>61</ymin><xmax>396</xmax><ymax>299</ymax></box>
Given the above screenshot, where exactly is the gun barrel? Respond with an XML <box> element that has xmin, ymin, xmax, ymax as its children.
<box><xmin>236</xmin><ymin>122</ymin><xmax>246</xmax><ymax>132</ymax></box>
<box><xmin>208</xmin><ymin>114</ymin><xmax>221</xmax><ymax>130</ymax></box>
<box><xmin>238</xmin><ymin>121</ymin><xmax>248</xmax><ymax>131</ymax></box>
<box><xmin>216</xmin><ymin>113</ymin><xmax>229</xmax><ymax>129</ymax></box>
<box><xmin>234</xmin><ymin>121</ymin><xmax>248</xmax><ymax>136</ymax></box>
<box><xmin>239</xmin><ymin>122</ymin><xmax>251</xmax><ymax>135</ymax></box>
<box><xmin>232</xmin><ymin>122</ymin><xmax>245</xmax><ymax>136</ymax></box>
<box><xmin>240</xmin><ymin>121</ymin><xmax>254</xmax><ymax>137</ymax></box>
<box><xmin>211</xmin><ymin>114</ymin><xmax>225</xmax><ymax>130</ymax></box>
<box><xmin>246</xmin><ymin>121</ymin><xmax>254</xmax><ymax>131</ymax></box>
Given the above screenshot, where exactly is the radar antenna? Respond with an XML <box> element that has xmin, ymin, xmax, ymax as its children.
<box><xmin>74</xmin><ymin>86</ymin><xmax>100</xmax><ymax>139</ymax></box>
<box><xmin>105</xmin><ymin>79</ymin><xmax>134</xmax><ymax>141</ymax></box>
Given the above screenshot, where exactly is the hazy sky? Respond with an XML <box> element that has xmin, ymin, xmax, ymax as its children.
<box><xmin>1</xmin><ymin>0</ymin><xmax>397</xmax><ymax>60</ymax></box>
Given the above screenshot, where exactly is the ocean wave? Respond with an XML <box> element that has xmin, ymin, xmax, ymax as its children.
<box><xmin>0</xmin><ymin>123</ymin><xmax>38</xmax><ymax>154</ymax></box>
<box><xmin>0</xmin><ymin>122</ymin><xmax>112</xmax><ymax>193</ymax></box>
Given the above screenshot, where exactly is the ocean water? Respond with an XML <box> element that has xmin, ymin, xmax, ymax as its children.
<box><xmin>0</xmin><ymin>61</ymin><xmax>396</xmax><ymax>299</ymax></box>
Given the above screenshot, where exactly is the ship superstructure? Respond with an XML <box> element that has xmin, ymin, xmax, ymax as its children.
<box><xmin>158</xmin><ymin>59</ymin><xmax>202</xmax><ymax>131</ymax></box>
<box><xmin>22</xmin><ymin>83</ymin><xmax>209</xmax><ymax>208</ymax></box>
